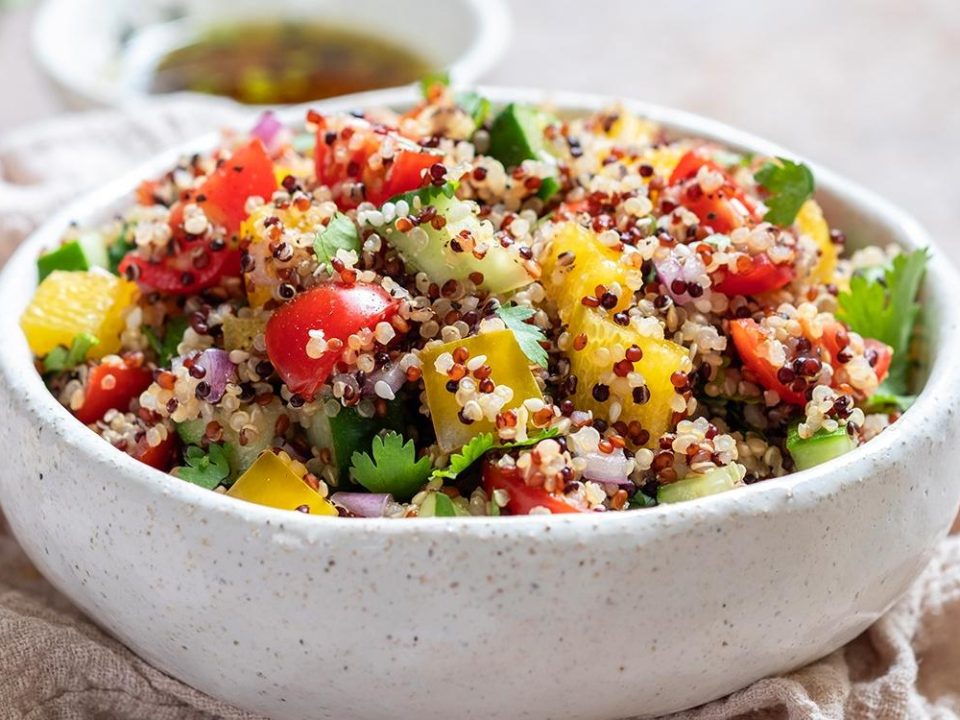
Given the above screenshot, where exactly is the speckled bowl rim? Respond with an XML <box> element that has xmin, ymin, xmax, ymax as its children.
<box><xmin>2</xmin><ymin>85</ymin><xmax>957</xmax><ymax>538</ymax></box>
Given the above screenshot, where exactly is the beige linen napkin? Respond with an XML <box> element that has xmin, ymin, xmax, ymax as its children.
<box><xmin>1</xmin><ymin>98</ymin><xmax>959</xmax><ymax>720</ymax></box>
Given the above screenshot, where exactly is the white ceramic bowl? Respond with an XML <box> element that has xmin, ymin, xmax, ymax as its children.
<box><xmin>31</xmin><ymin>0</ymin><xmax>510</xmax><ymax>109</ymax></box>
<box><xmin>1</xmin><ymin>87</ymin><xmax>958</xmax><ymax>720</ymax></box>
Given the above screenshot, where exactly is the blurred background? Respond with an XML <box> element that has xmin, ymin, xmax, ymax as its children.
<box><xmin>1</xmin><ymin>0</ymin><xmax>958</xmax><ymax>258</ymax></box>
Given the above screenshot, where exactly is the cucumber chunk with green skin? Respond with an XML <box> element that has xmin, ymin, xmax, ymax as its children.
<box><xmin>382</xmin><ymin>186</ymin><xmax>533</xmax><ymax>294</ymax></box>
<box><xmin>786</xmin><ymin>424</ymin><xmax>857</xmax><ymax>471</ymax></box>
<box><xmin>419</xmin><ymin>492</ymin><xmax>467</xmax><ymax>517</ymax></box>
<box><xmin>37</xmin><ymin>233</ymin><xmax>108</xmax><ymax>280</ymax></box>
<box><xmin>223</xmin><ymin>401</ymin><xmax>283</xmax><ymax>479</ymax></box>
<box><xmin>176</xmin><ymin>403</ymin><xmax>285</xmax><ymax>481</ymax></box>
<box><xmin>307</xmin><ymin>402</ymin><xmax>406</xmax><ymax>484</ymax></box>
<box><xmin>537</xmin><ymin>175</ymin><xmax>561</xmax><ymax>202</ymax></box>
<box><xmin>657</xmin><ymin>464</ymin><xmax>743</xmax><ymax>504</ymax></box>
<box><xmin>488</xmin><ymin>103</ymin><xmax>555</xmax><ymax>168</ymax></box>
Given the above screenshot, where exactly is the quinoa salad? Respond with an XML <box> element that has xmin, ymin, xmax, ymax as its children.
<box><xmin>20</xmin><ymin>82</ymin><xmax>928</xmax><ymax>518</ymax></box>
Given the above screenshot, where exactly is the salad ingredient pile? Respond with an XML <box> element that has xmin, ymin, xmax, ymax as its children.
<box><xmin>21</xmin><ymin>83</ymin><xmax>927</xmax><ymax>517</ymax></box>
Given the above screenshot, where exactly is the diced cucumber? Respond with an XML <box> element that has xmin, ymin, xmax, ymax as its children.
<box><xmin>419</xmin><ymin>491</ymin><xmax>467</xmax><ymax>517</ymax></box>
<box><xmin>488</xmin><ymin>103</ymin><xmax>555</xmax><ymax>168</ymax></box>
<box><xmin>175</xmin><ymin>419</ymin><xmax>207</xmax><ymax>446</ymax></box>
<box><xmin>308</xmin><ymin>406</ymin><xmax>378</xmax><ymax>482</ymax></box>
<box><xmin>223</xmin><ymin>401</ymin><xmax>283</xmax><ymax>478</ymax></box>
<box><xmin>382</xmin><ymin>186</ymin><xmax>533</xmax><ymax>294</ymax></box>
<box><xmin>37</xmin><ymin>233</ymin><xmax>108</xmax><ymax>281</ymax></box>
<box><xmin>786</xmin><ymin>424</ymin><xmax>857</xmax><ymax>471</ymax></box>
<box><xmin>537</xmin><ymin>175</ymin><xmax>561</xmax><ymax>202</ymax></box>
<box><xmin>657</xmin><ymin>464</ymin><xmax>743</xmax><ymax>504</ymax></box>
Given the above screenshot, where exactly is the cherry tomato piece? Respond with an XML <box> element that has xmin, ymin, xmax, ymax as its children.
<box><xmin>265</xmin><ymin>283</ymin><xmax>399</xmax><ymax>398</ymax></box>
<box><xmin>729</xmin><ymin>318</ymin><xmax>808</xmax><ymax>406</ymax></box>
<box><xmin>376</xmin><ymin>151</ymin><xmax>437</xmax><ymax>205</ymax></box>
<box><xmin>172</xmin><ymin>138</ymin><xmax>277</xmax><ymax>236</ymax></box>
<box><xmin>482</xmin><ymin>459</ymin><xmax>588</xmax><ymax>515</ymax></box>
<box><xmin>314</xmin><ymin>117</ymin><xmax>436</xmax><ymax>208</ymax></box>
<box><xmin>819</xmin><ymin>322</ymin><xmax>893</xmax><ymax>385</ymax></box>
<box><xmin>713</xmin><ymin>253</ymin><xmax>795</xmax><ymax>296</ymax></box>
<box><xmin>74</xmin><ymin>358</ymin><xmax>153</xmax><ymax>424</ymax></box>
<box><xmin>670</xmin><ymin>148</ymin><xmax>760</xmax><ymax>234</ymax></box>
<box><xmin>864</xmin><ymin>338</ymin><xmax>893</xmax><ymax>384</ymax></box>
<box><xmin>132</xmin><ymin>433</ymin><xmax>178</xmax><ymax>471</ymax></box>
<box><xmin>119</xmin><ymin>246</ymin><xmax>242</xmax><ymax>296</ymax></box>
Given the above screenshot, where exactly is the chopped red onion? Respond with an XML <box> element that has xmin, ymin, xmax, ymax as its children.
<box><xmin>195</xmin><ymin>349</ymin><xmax>236</xmax><ymax>403</ymax></box>
<box><xmin>331</xmin><ymin>492</ymin><xmax>392</xmax><ymax>518</ymax></box>
<box><xmin>655</xmin><ymin>253</ymin><xmax>708</xmax><ymax>305</ymax></box>
<box><xmin>362</xmin><ymin>363</ymin><xmax>406</xmax><ymax>397</ymax></box>
<box><xmin>251</xmin><ymin>111</ymin><xmax>285</xmax><ymax>153</ymax></box>
<box><xmin>580</xmin><ymin>448</ymin><xmax>633</xmax><ymax>485</ymax></box>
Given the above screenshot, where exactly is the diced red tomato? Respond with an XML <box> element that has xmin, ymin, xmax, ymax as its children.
<box><xmin>864</xmin><ymin>339</ymin><xmax>893</xmax><ymax>383</ymax></box>
<box><xmin>119</xmin><ymin>245</ymin><xmax>242</xmax><ymax>296</ymax></box>
<box><xmin>482</xmin><ymin>459</ymin><xmax>588</xmax><ymax>515</ymax></box>
<box><xmin>75</xmin><ymin>358</ymin><xmax>154</xmax><ymax>424</ymax></box>
<box><xmin>729</xmin><ymin>318</ymin><xmax>808</xmax><ymax>405</ymax></box>
<box><xmin>379</xmin><ymin>151</ymin><xmax>439</xmax><ymax>204</ymax></box>
<box><xmin>819</xmin><ymin>322</ymin><xmax>893</xmax><ymax>385</ymax></box>
<box><xmin>670</xmin><ymin>148</ymin><xmax>759</xmax><ymax>234</ymax></box>
<box><xmin>132</xmin><ymin>432</ymin><xmax>178</xmax><ymax>471</ymax></box>
<box><xmin>171</xmin><ymin>138</ymin><xmax>277</xmax><ymax>236</ymax></box>
<box><xmin>669</xmin><ymin>147</ymin><xmax>720</xmax><ymax>185</ymax></box>
<box><xmin>713</xmin><ymin>253</ymin><xmax>795</xmax><ymax>296</ymax></box>
<box><xmin>120</xmin><ymin>138</ymin><xmax>274</xmax><ymax>295</ymax></box>
<box><xmin>265</xmin><ymin>283</ymin><xmax>399</xmax><ymax>398</ymax></box>
<box><xmin>135</xmin><ymin>179</ymin><xmax>163</xmax><ymax>206</ymax></box>
<box><xmin>314</xmin><ymin>116</ymin><xmax>439</xmax><ymax>208</ymax></box>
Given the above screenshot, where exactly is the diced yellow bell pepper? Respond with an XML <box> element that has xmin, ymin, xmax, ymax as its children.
<box><xmin>420</xmin><ymin>329</ymin><xmax>544</xmax><ymax>452</ymax></box>
<box><xmin>566</xmin><ymin>305</ymin><xmax>691</xmax><ymax>447</ymax></box>
<box><xmin>795</xmin><ymin>199</ymin><xmax>837</xmax><ymax>285</ymax></box>
<box><xmin>639</xmin><ymin>142</ymin><xmax>692</xmax><ymax>181</ymax></box>
<box><xmin>540</xmin><ymin>223</ymin><xmax>639</xmax><ymax>315</ymax></box>
<box><xmin>226</xmin><ymin>450</ymin><xmax>337</xmax><ymax>515</ymax></box>
<box><xmin>20</xmin><ymin>270</ymin><xmax>137</xmax><ymax>359</ymax></box>
<box><xmin>222</xmin><ymin>315</ymin><xmax>267</xmax><ymax>352</ymax></box>
<box><xmin>240</xmin><ymin>203</ymin><xmax>330</xmax><ymax>307</ymax></box>
<box><xmin>603</xmin><ymin>109</ymin><xmax>657</xmax><ymax>145</ymax></box>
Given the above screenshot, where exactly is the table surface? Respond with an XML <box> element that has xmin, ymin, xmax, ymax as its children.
<box><xmin>2</xmin><ymin>0</ymin><xmax>959</xmax><ymax>260</ymax></box>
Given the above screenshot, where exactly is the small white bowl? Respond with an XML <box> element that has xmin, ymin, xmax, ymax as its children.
<box><xmin>1</xmin><ymin>87</ymin><xmax>958</xmax><ymax>720</ymax></box>
<box><xmin>31</xmin><ymin>0</ymin><xmax>510</xmax><ymax>109</ymax></box>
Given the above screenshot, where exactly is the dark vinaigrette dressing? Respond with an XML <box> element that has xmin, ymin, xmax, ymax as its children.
<box><xmin>148</xmin><ymin>21</ymin><xmax>434</xmax><ymax>104</ymax></box>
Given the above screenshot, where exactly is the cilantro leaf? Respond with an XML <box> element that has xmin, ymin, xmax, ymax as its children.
<box><xmin>502</xmin><ymin>427</ymin><xmax>560</xmax><ymax>449</ymax></box>
<box><xmin>419</xmin><ymin>70</ymin><xmax>450</xmax><ymax>97</ymax></box>
<box><xmin>496</xmin><ymin>304</ymin><xmax>549</xmax><ymax>367</ymax></box>
<box><xmin>314</xmin><ymin>212</ymin><xmax>361</xmax><ymax>272</ymax></box>
<box><xmin>432</xmin><ymin>432</ymin><xmax>496</xmax><ymax>481</ymax></box>
<box><xmin>754</xmin><ymin>158</ymin><xmax>815</xmax><ymax>226</ymax></box>
<box><xmin>143</xmin><ymin>315</ymin><xmax>188</xmax><ymax>367</ymax></box>
<box><xmin>431</xmin><ymin>428</ymin><xmax>560</xmax><ymax>482</ymax></box>
<box><xmin>628</xmin><ymin>492</ymin><xmax>657</xmax><ymax>509</ymax></box>
<box><xmin>176</xmin><ymin>443</ymin><xmax>230</xmax><ymax>490</ymax></box>
<box><xmin>43</xmin><ymin>333</ymin><xmax>100</xmax><ymax>373</ymax></box>
<box><xmin>837</xmin><ymin>248</ymin><xmax>928</xmax><ymax>395</ymax></box>
<box><xmin>349</xmin><ymin>431</ymin><xmax>432</xmax><ymax>500</ymax></box>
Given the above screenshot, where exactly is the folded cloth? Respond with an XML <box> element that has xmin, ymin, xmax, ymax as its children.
<box><xmin>1</xmin><ymin>98</ymin><xmax>958</xmax><ymax>720</ymax></box>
